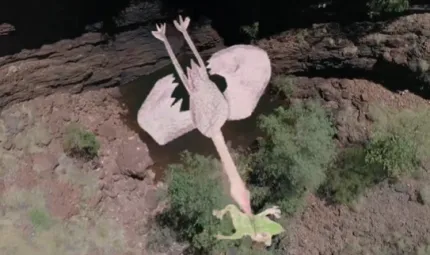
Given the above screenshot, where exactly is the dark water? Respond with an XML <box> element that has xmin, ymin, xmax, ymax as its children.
<box><xmin>119</xmin><ymin>54</ymin><xmax>278</xmax><ymax>180</ymax></box>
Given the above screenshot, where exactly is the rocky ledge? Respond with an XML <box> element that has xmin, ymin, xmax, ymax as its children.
<box><xmin>0</xmin><ymin>1</ymin><xmax>223</xmax><ymax>109</ymax></box>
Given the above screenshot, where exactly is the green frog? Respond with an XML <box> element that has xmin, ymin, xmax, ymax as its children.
<box><xmin>212</xmin><ymin>204</ymin><xmax>285</xmax><ymax>246</ymax></box>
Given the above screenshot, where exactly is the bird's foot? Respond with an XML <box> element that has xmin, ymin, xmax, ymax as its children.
<box><xmin>151</xmin><ymin>23</ymin><xmax>167</xmax><ymax>42</ymax></box>
<box><xmin>173</xmin><ymin>15</ymin><xmax>190</xmax><ymax>32</ymax></box>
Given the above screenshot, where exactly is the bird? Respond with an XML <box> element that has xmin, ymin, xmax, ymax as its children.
<box><xmin>137</xmin><ymin>16</ymin><xmax>272</xmax><ymax>215</ymax></box>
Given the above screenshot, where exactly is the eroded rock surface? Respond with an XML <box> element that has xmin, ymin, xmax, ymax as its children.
<box><xmin>258</xmin><ymin>13</ymin><xmax>430</xmax><ymax>95</ymax></box>
<box><xmin>0</xmin><ymin>1</ymin><xmax>223</xmax><ymax>109</ymax></box>
<box><xmin>116</xmin><ymin>137</ymin><xmax>154</xmax><ymax>179</ymax></box>
<box><xmin>1</xmin><ymin>11</ymin><xmax>429</xmax><ymax>109</ymax></box>
<box><xmin>0</xmin><ymin>87</ymin><xmax>162</xmax><ymax>255</ymax></box>
<box><xmin>283</xmin><ymin>76</ymin><xmax>429</xmax><ymax>146</ymax></box>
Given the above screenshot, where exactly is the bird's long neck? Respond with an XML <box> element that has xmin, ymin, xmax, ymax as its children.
<box><xmin>211</xmin><ymin>132</ymin><xmax>245</xmax><ymax>187</ymax></box>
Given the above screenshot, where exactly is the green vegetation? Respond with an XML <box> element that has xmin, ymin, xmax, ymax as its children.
<box><xmin>271</xmin><ymin>75</ymin><xmax>295</xmax><ymax>98</ymax></box>
<box><xmin>241</xmin><ymin>22</ymin><xmax>259</xmax><ymax>42</ymax></box>
<box><xmin>151</xmin><ymin>152</ymin><xmax>273</xmax><ymax>254</ymax></box>
<box><xmin>320</xmin><ymin>146</ymin><xmax>384</xmax><ymax>205</ymax></box>
<box><xmin>146</xmin><ymin>225</ymin><xmax>177</xmax><ymax>254</ymax></box>
<box><xmin>250</xmin><ymin>101</ymin><xmax>337</xmax><ymax>214</ymax></box>
<box><xmin>152</xmin><ymin>78</ymin><xmax>430</xmax><ymax>253</ymax></box>
<box><xmin>29</xmin><ymin>208</ymin><xmax>52</xmax><ymax>231</ymax></box>
<box><xmin>63</xmin><ymin>123</ymin><xmax>100</xmax><ymax>160</ymax></box>
<box><xmin>322</xmin><ymin>106</ymin><xmax>430</xmax><ymax>205</ymax></box>
<box><xmin>367</xmin><ymin>106</ymin><xmax>430</xmax><ymax>176</ymax></box>
<box><xmin>0</xmin><ymin>187</ymin><xmax>125</xmax><ymax>255</ymax></box>
<box><xmin>367</xmin><ymin>0</ymin><xmax>409</xmax><ymax>17</ymax></box>
<box><xmin>152</xmin><ymin>100</ymin><xmax>337</xmax><ymax>253</ymax></box>
<box><xmin>153</xmin><ymin>152</ymin><xmax>235</xmax><ymax>254</ymax></box>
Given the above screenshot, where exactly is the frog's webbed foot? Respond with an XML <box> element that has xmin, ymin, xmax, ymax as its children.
<box><xmin>212</xmin><ymin>209</ymin><xmax>224</xmax><ymax>220</ymax></box>
<box><xmin>264</xmin><ymin>234</ymin><xmax>272</xmax><ymax>246</ymax></box>
<box><xmin>257</xmin><ymin>206</ymin><xmax>281</xmax><ymax>219</ymax></box>
<box><xmin>252</xmin><ymin>233</ymin><xmax>273</xmax><ymax>247</ymax></box>
<box><xmin>213</xmin><ymin>204</ymin><xmax>237</xmax><ymax>220</ymax></box>
<box><xmin>212</xmin><ymin>205</ymin><xmax>229</xmax><ymax>220</ymax></box>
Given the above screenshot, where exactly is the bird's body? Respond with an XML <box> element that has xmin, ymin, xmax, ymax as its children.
<box><xmin>189</xmin><ymin>82</ymin><xmax>229</xmax><ymax>138</ymax></box>
<box><xmin>137</xmin><ymin>16</ymin><xmax>272</xmax><ymax>216</ymax></box>
<box><xmin>186</xmin><ymin>60</ymin><xmax>229</xmax><ymax>138</ymax></box>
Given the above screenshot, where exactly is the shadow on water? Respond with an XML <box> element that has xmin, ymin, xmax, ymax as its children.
<box><xmin>119</xmin><ymin>53</ymin><xmax>279</xmax><ymax>180</ymax></box>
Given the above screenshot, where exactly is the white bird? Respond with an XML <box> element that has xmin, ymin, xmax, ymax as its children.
<box><xmin>137</xmin><ymin>16</ymin><xmax>271</xmax><ymax>215</ymax></box>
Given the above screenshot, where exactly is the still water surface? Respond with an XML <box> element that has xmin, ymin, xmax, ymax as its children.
<box><xmin>119</xmin><ymin>54</ymin><xmax>278</xmax><ymax>179</ymax></box>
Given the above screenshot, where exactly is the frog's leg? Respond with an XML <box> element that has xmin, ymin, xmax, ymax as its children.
<box><xmin>253</xmin><ymin>233</ymin><xmax>273</xmax><ymax>247</ymax></box>
<box><xmin>263</xmin><ymin>234</ymin><xmax>272</xmax><ymax>246</ymax></box>
<box><xmin>257</xmin><ymin>206</ymin><xmax>281</xmax><ymax>219</ymax></box>
<box><xmin>214</xmin><ymin>205</ymin><xmax>248</xmax><ymax>241</ymax></box>
<box><xmin>212</xmin><ymin>204</ymin><xmax>238</xmax><ymax>220</ymax></box>
<box><xmin>215</xmin><ymin>231</ymin><xmax>246</xmax><ymax>240</ymax></box>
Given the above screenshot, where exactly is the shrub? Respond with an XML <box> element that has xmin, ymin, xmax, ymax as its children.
<box><xmin>249</xmin><ymin>101</ymin><xmax>337</xmax><ymax>214</ymax></box>
<box><xmin>367</xmin><ymin>106</ymin><xmax>430</xmax><ymax>179</ymax></box>
<box><xmin>156</xmin><ymin>151</ymin><xmax>238</xmax><ymax>254</ymax></box>
<box><xmin>29</xmin><ymin>208</ymin><xmax>52</xmax><ymax>231</ymax></box>
<box><xmin>365</xmin><ymin>133</ymin><xmax>419</xmax><ymax>179</ymax></box>
<box><xmin>367</xmin><ymin>0</ymin><xmax>409</xmax><ymax>17</ymax></box>
<box><xmin>271</xmin><ymin>75</ymin><xmax>295</xmax><ymax>98</ymax></box>
<box><xmin>63</xmin><ymin>123</ymin><xmax>100</xmax><ymax>160</ymax></box>
<box><xmin>241</xmin><ymin>22</ymin><xmax>259</xmax><ymax>42</ymax></box>
<box><xmin>321</xmin><ymin>106</ymin><xmax>430</xmax><ymax>205</ymax></box>
<box><xmin>146</xmin><ymin>225</ymin><xmax>177</xmax><ymax>253</ymax></box>
<box><xmin>320</xmin><ymin>147</ymin><xmax>384</xmax><ymax>205</ymax></box>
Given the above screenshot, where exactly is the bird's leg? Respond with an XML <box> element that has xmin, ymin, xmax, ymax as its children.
<box><xmin>174</xmin><ymin>16</ymin><xmax>206</xmax><ymax>73</ymax></box>
<box><xmin>152</xmin><ymin>23</ymin><xmax>194</xmax><ymax>93</ymax></box>
<box><xmin>211</xmin><ymin>131</ymin><xmax>252</xmax><ymax>215</ymax></box>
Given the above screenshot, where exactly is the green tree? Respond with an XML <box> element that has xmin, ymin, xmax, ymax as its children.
<box><xmin>249</xmin><ymin>101</ymin><xmax>337</xmax><ymax>214</ymax></box>
<box><xmin>156</xmin><ymin>152</ymin><xmax>238</xmax><ymax>253</ymax></box>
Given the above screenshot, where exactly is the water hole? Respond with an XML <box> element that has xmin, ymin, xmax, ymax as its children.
<box><xmin>119</xmin><ymin>53</ymin><xmax>279</xmax><ymax>180</ymax></box>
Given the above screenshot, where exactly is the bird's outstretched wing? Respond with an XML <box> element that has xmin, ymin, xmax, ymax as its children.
<box><xmin>207</xmin><ymin>45</ymin><xmax>272</xmax><ymax>121</ymax></box>
<box><xmin>137</xmin><ymin>74</ymin><xmax>195</xmax><ymax>145</ymax></box>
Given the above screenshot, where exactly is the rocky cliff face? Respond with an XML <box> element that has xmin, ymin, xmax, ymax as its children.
<box><xmin>0</xmin><ymin>0</ymin><xmax>428</xmax><ymax>110</ymax></box>
<box><xmin>258</xmin><ymin>13</ymin><xmax>430</xmax><ymax>97</ymax></box>
<box><xmin>0</xmin><ymin>1</ymin><xmax>223</xmax><ymax>109</ymax></box>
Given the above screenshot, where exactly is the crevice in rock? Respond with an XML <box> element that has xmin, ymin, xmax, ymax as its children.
<box><xmin>125</xmin><ymin>172</ymin><xmax>146</xmax><ymax>181</ymax></box>
<box><xmin>294</xmin><ymin>59</ymin><xmax>430</xmax><ymax>99</ymax></box>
